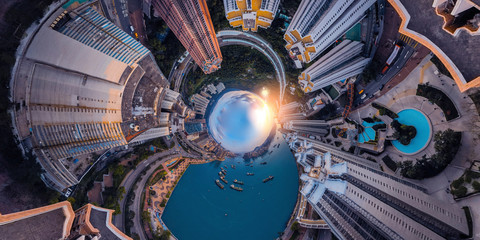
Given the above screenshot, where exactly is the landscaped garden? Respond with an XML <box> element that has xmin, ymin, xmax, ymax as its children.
<box><xmin>390</xmin><ymin>120</ymin><xmax>417</xmax><ymax>145</ymax></box>
<box><xmin>371</xmin><ymin>102</ymin><xmax>398</xmax><ymax>119</ymax></box>
<box><xmin>396</xmin><ymin>129</ymin><xmax>461</xmax><ymax>179</ymax></box>
<box><xmin>450</xmin><ymin>169</ymin><xmax>480</xmax><ymax>198</ymax></box>
<box><xmin>382</xmin><ymin>155</ymin><xmax>397</xmax><ymax>172</ymax></box>
<box><xmin>416</xmin><ymin>84</ymin><xmax>459</xmax><ymax>121</ymax></box>
<box><xmin>183</xmin><ymin>45</ymin><xmax>279</xmax><ymax>97</ymax></box>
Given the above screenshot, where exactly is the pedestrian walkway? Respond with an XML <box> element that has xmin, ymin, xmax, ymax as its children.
<box><xmin>146</xmin><ymin>158</ymin><xmax>207</xmax><ymax>233</ymax></box>
<box><xmin>399</xmin><ymin>33</ymin><xmax>419</xmax><ymax>48</ymax></box>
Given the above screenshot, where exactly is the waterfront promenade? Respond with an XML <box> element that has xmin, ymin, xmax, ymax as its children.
<box><xmin>147</xmin><ymin>158</ymin><xmax>208</xmax><ymax>235</ymax></box>
<box><xmin>113</xmin><ymin>146</ymin><xmax>201</xmax><ymax>240</ymax></box>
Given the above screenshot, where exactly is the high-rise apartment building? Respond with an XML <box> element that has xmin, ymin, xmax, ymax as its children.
<box><xmin>285</xmin><ymin>133</ymin><xmax>470</xmax><ymax>240</ymax></box>
<box><xmin>190</xmin><ymin>93</ymin><xmax>210</xmax><ymax>116</ymax></box>
<box><xmin>278</xmin><ymin>102</ymin><xmax>306</xmax><ymax>123</ymax></box>
<box><xmin>298</xmin><ymin>40</ymin><xmax>369</xmax><ymax>93</ymax></box>
<box><xmin>223</xmin><ymin>0</ymin><xmax>280</xmax><ymax>31</ymax></box>
<box><xmin>284</xmin><ymin>0</ymin><xmax>376</xmax><ymax>64</ymax></box>
<box><xmin>12</xmin><ymin>2</ymin><xmax>179</xmax><ymax>192</ymax></box>
<box><xmin>283</xmin><ymin>120</ymin><xmax>330</xmax><ymax>137</ymax></box>
<box><xmin>153</xmin><ymin>0</ymin><xmax>222</xmax><ymax>74</ymax></box>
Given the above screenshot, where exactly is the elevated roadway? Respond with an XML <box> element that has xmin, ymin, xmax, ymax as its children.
<box><xmin>169</xmin><ymin>30</ymin><xmax>286</xmax><ymax>102</ymax></box>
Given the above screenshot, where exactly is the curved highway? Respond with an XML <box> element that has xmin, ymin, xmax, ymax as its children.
<box><xmin>169</xmin><ymin>30</ymin><xmax>286</xmax><ymax>101</ymax></box>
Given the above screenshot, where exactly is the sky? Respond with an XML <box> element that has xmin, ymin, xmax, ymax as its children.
<box><xmin>208</xmin><ymin>90</ymin><xmax>273</xmax><ymax>153</ymax></box>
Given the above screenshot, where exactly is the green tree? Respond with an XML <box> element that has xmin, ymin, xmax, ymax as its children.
<box><xmin>472</xmin><ymin>181</ymin><xmax>480</xmax><ymax>191</ymax></box>
<box><xmin>67</xmin><ymin>197</ymin><xmax>76</xmax><ymax>205</ymax></box>
<box><xmin>160</xmin><ymin>230</ymin><xmax>171</xmax><ymax>240</ymax></box>
<box><xmin>452</xmin><ymin>186</ymin><xmax>468</xmax><ymax>197</ymax></box>
<box><xmin>141</xmin><ymin>211</ymin><xmax>151</xmax><ymax>224</ymax></box>
<box><xmin>451</xmin><ymin>178</ymin><xmax>464</xmax><ymax>189</ymax></box>
<box><xmin>290</xmin><ymin>221</ymin><xmax>300</xmax><ymax>231</ymax></box>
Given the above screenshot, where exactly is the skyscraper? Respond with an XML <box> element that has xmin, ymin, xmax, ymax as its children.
<box><xmin>284</xmin><ymin>0</ymin><xmax>376</xmax><ymax>64</ymax></box>
<box><xmin>278</xmin><ymin>102</ymin><xmax>306</xmax><ymax>123</ymax></box>
<box><xmin>283</xmin><ymin>119</ymin><xmax>330</xmax><ymax>137</ymax></box>
<box><xmin>285</xmin><ymin>133</ymin><xmax>470</xmax><ymax>240</ymax></box>
<box><xmin>153</xmin><ymin>0</ymin><xmax>222</xmax><ymax>74</ymax></box>
<box><xmin>223</xmin><ymin>0</ymin><xmax>280</xmax><ymax>31</ymax></box>
<box><xmin>298</xmin><ymin>40</ymin><xmax>369</xmax><ymax>93</ymax></box>
<box><xmin>12</xmin><ymin>3</ymin><xmax>179</xmax><ymax>192</ymax></box>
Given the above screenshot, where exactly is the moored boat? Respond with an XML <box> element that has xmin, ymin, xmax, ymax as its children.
<box><xmin>230</xmin><ymin>184</ymin><xmax>243</xmax><ymax>191</ymax></box>
<box><xmin>233</xmin><ymin>179</ymin><xmax>244</xmax><ymax>185</ymax></box>
<box><xmin>216</xmin><ymin>179</ymin><xmax>224</xmax><ymax>189</ymax></box>
<box><xmin>263</xmin><ymin>176</ymin><xmax>274</xmax><ymax>183</ymax></box>
<box><xmin>220</xmin><ymin>176</ymin><xmax>228</xmax><ymax>184</ymax></box>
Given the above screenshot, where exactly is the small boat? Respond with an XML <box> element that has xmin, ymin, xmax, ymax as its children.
<box><xmin>233</xmin><ymin>179</ymin><xmax>244</xmax><ymax>185</ymax></box>
<box><xmin>220</xmin><ymin>176</ymin><xmax>228</xmax><ymax>184</ymax></box>
<box><xmin>263</xmin><ymin>176</ymin><xmax>274</xmax><ymax>183</ymax></box>
<box><xmin>260</xmin><ymin>162</ymin><xmax>267</xmax><ymax>165</ymax></box>
<box><xmin>218</xmin><ymin>171</ymin><xmax>224</xmax><ymax>177</ymax></box>
<box><xmin>230</xmin><ymin>184</ymin><xmax>243</xmax><ymax>191</ymax></box>
<box><xmin>231</xmin><ymin>164</ymin><xmax>236</xmax><ymax>169</ymax></box>
<box><xmin>216</xmin><ymin>179</ymin><xmax>224</xmax><ymax>189</ymax></box>
<box><xmin>221</xmin><ymin>169</ymin><xmax>227</xmax><ymax>175</ymax></box>
<box><xmin>246</xmin><ymin>172</ymin><xmax>254</xmax><ymax>176</ymax></box>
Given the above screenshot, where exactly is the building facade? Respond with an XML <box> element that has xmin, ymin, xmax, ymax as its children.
<box><xmin>283</xmin><ymin>119</ymin><xmax>330</xmax><ymax>137</ymax></box>
<box><xmin>284</xmin><ymin>0</ymin><xmax>376</xmax><ymax>64</ymax></box>
<box><xmin>152</xmin><ymin>0</ymin><xmax>222</xmax><ymax>74</ymax></box>
<box><xmin>298</xmin><ymin>40</ymin><xmax>369</xmax><ymax>93</ymax></box>
<box><xmin>190</xmin><ymin>93</ymin><xmax>210</xmax><ymax>116</ymax></box>
<box><xmin>223</xmin><ymin>0</ymin><xmax>280</xmax><ymax>31</ymax></box>
<box><xmin>285</xmin><ymin>133</ymin><xmax>470</xmax><ymax>240</ymax></box>
<box><xmin>278</xmin><ymin>102</ymin><xmax>306</xmax><ymax>123</ymax></box>
<box><xmin>11</xmin><ymin>2</ymin><xmax>179</xmax><ymax>192</ymax></box>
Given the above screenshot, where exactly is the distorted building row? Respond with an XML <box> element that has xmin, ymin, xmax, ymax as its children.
<box><xmin>283</xmin><ymin>132</ymin><xmax>470</xmax><ymax>240</ymax></box>
<box><xmin>12</xmin><ymin>2</ymin><xmax>184</xmax><ymax>192</ymax></box>
<box><xmin>298</xmin><ymin>40</ymin><xmax>369</xmax><ymax>93</ymax></box>
<box><xmin>152</xmin><ymin>0</ymin><xmax>223</xmax><ymax>74</ymax></box>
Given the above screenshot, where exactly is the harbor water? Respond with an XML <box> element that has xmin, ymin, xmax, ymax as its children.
<box><xmin>162</xmin><ymin>133</ymin><xmax>299</xmax><ymax>240</ymax></box>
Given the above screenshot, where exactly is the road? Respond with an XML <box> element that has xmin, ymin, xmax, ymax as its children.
<box><xmin>168</xmin><ymin>30</ymin><xmax>287</xmax><ymax>102</ymax></box>
<box><xmin>355</xmin><ymin>44</ymin><xmax>414</xmax><ymax>106</ymax></box>
<box><xmin>101</xmin><ymin>0</ymin><xmax>131</xmax><ymax>32</ymax></box>
<box><xmin>128</xmin><ymin>0</ymin><xmax>148</xmax><ymax>45</ymax></box>
<box><xmin>113</xmin><ymin>147</ymin><xmax>200</xmax><ymax>235</ymax></box>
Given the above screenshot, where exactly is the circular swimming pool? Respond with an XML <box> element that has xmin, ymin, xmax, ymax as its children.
<box><xmin>392</xmin><ymin>108</ymin><xmax>432</xmax><ymax>154</ymax></box>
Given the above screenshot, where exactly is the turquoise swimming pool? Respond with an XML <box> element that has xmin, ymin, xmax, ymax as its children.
<box><xmin>358</xmin><ymin>121</ymin><xmax>384</xmax><ymax>143</ymax></box>
<box><xmin>392</xmin><ymin>109</ymin><xmax>431</xmax><ymax>154</ymax></box>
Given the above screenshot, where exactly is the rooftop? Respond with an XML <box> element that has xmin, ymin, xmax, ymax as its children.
<box><xmin>392</xmin><ymin>0</ymin><xmax>480</xmax><ymax>91</ymax></box>
<box><xmin>0</xmin><ymin>202</ymin><xmax>73</xmax><ymax>240</ymax></box>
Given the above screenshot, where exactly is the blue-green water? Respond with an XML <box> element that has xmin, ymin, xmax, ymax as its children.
<box><xmin>358</xmin><ymin>121</ymin><xmax>384</xmax><ymax>143</ymax></box>
<box><xmin>162</xmin><ymin>133</ymin><xmax>299</xmax><ymax>240</ymax></box>
<box><xmin>392</xmin><ymin>109</ymin><xmax>431</xmax><ymax>154</ymax></box>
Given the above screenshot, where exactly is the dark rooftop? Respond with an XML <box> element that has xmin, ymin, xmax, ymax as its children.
<box><xmin>0</xmin><ymin>208</ymin><xmax>66</xmax><ymax>240</ymax></box>
<box><xmin>89</xmin><ymin>208</ymin><xmax>122</xmax><ymax>240</ymax></box>
<box><xmin>399</xmin><ymin>0</ymin><xmax>480</xmax><ymax>82</ymax></box>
